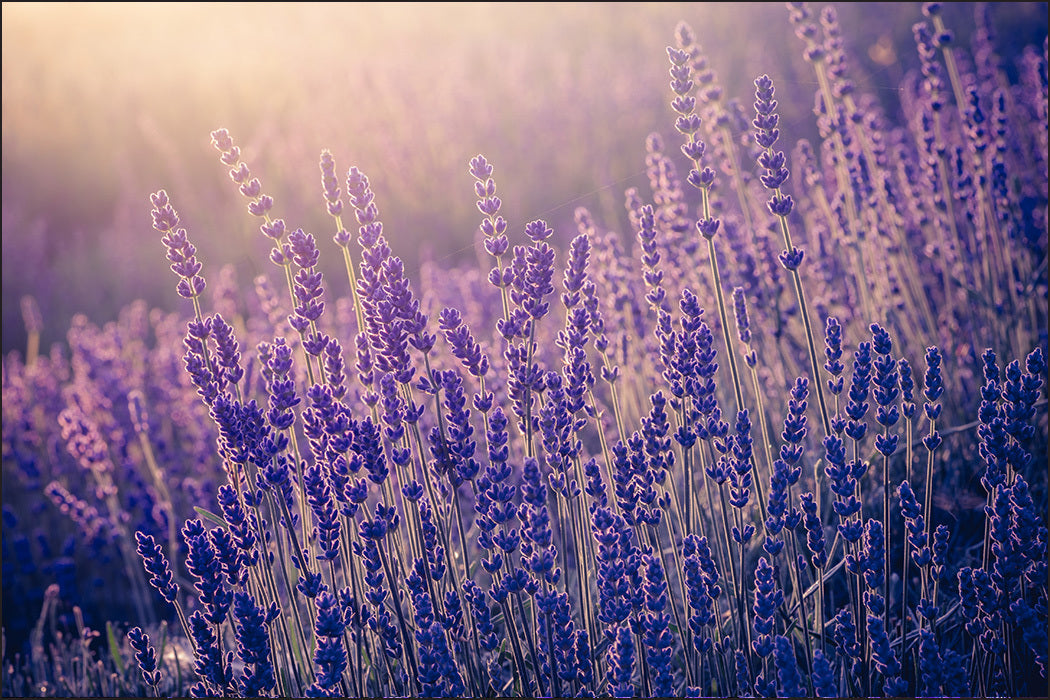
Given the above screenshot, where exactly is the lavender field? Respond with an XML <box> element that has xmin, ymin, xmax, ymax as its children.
<box><xmin>2</xmin><ymin>2</ymin><xmax>1048</xmax><ymax>697</ymax></box>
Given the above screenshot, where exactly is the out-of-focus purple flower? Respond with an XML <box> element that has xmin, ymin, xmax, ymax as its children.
<box><xmin>774</xmin><ymin>635</ymin><xmax>806</xmax><ymax>698</ymax></box>
<box><xmin>319</xmin><ymin>150</ymin><xmax>344</xmax><ymax>219</ymax></box>
<box><xmin>731</xmin><ymin>288</ymin><xmax>758</xmax><ymax>368</ymax></box>
<box><xmin>812</xmin><ymin>648</ymin><xmax>836</xmax><ymax>697</ymax></box>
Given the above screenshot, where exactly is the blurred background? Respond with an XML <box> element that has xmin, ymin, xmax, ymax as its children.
<box><xmin>3</xmin><ymin>2</ymin><xmax>1047</xmax><ymax>355</ymax></box>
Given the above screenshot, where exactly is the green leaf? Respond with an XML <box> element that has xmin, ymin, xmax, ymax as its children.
<box><xmin>106</xmin><ymin>621</ymin><xmax>126</xmax><ymax>675</ymax></box>
<box><xmin>194</xmin><ymin>506</ymin><xmax>228</xmax><ymax>528</ymax></box>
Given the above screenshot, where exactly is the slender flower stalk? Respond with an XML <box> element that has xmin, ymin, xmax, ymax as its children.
<box><xmin>752</xmin><ymin>74</ymin><xmax>832</xmax><ymax>438</ymax></box>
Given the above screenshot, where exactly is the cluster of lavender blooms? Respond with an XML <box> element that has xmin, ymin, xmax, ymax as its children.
<box><xmin>3</xmin><ymin>2</ymin><xmax>1047</xmax><ymax>698</ymax></box>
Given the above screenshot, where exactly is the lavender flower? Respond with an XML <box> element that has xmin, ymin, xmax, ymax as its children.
<box><xmin>642</xmin><ymin>550</ymin><xmax>676</xmax><ymax>697</ymax></box>
<box><xmin>183</xmin><ymin>519</ymin><xmax>232</xmax><ymax>626</ymax></box>
<box><xmin>774</xmin><ymin>635</ymin><xmax>806</xmax><ymax>698</ymax></box>
<box><xmin>232</xmin><ymin>591</ymin><xmax>276</xmax><ymax>696</ymax></box>
<box><xmin>752</xmin><ymin>556</ymin><xmax>782</xmax><ymax>657</ymax></box>
<box><xmin>135</xmin><ymin>531</ymin><xmax>178</xmax><ymax>606</ymax></box>
<box><xmin>811</xmin><ymin>648</ymin><xmax>837</xmax><ymax>697</ymax></box>
<box><xmin>753</xmin><ymin>75</ymin><xmax>796</xmax><ymax>221</ymax></box>
<box><xmin>606</xmin><ymin>623</ymin><xmax>636</xmax><ymax>699</ymax></box>
<box><xmin>152</xmin><ymin>190</ymin><xmax>206</xmax><ymax>303</ymax></box>
<box><xmin>127</xmin><ymin>626</ymin><xmax>161</xmax><ymax>690</ymax></box>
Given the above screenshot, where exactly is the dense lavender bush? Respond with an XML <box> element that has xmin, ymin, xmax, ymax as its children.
<box><xmin>3</xmin><ymin>2</ymin><xmax>1047</xmax><ymax>698</ymax></box>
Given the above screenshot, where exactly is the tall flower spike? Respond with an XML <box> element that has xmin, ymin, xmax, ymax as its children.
<box><xmin>127</xmin><ymin>627</ymin><xmax>161</xmax><ymax>691</ymax></box>
<box><xmin>470</xmin><ymin>154</ymin><xmax>513</xmax><ymax>301</ymax></box>
<box><xmin>152</xmin><ymin>190</ymin><xmax>206</xmax><ymax>304</ymax></box>
<box><xmin>753</xmin><ymin>75</ymin><xmax>796</xmax><ymax>220</ymax></box>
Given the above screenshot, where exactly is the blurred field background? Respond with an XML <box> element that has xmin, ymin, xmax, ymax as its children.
<box><xmin>3</xmin><ymin>1</ymin><xmax>1047</xmax><ymax>356</ymax></box>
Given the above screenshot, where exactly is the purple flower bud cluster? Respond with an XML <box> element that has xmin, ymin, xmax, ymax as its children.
<box><xmin>232</xmin><ymin>591</ymin><xmax>276</xmax><ymax>696</ymax></box>
<box><xmin>127</xmin><ymin>626</ymin><xmax>161</xmax><ymax>690</ymax></box>
<box><xmin>152</xmin><ymin>190</ymin><xmax>206</xmax><ymax>301</ymax></box>
<box><xmin>752</xmin><ymin>556</ymin><xmax>783</xmax><ymax>659</ymax></box>
<box><xmin>211</xmin><ymin>128</ymin><xmax>274</xmax><ymax>220</ymax></box>
<box><xmin>470</xmin><ymin>155</ymin><xmax>512</xmax><ymax>291</ymax></box>
<box><xmin>5</xmin><ymin>7</ymin><xmax>1047</xmax><ymax>698</ymax></box>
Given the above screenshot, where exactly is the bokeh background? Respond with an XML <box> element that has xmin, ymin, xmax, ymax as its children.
<box><xmin>3</xmin><ymin>1</ymin><xmax>1047</xmax><ymax>356</ymax></box>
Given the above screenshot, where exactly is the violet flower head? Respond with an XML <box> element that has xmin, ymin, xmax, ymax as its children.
<box><xmin>862</xmin><ymin>518</ymin><xmax>886</xmax><ymax>590</ymax></box>
<box><xmin>845</xmin><ymin>341</ymin><xmax>873</xmax><ymax>441</ymax></box>
<box><xmin>800</xmin><ymin>491</ymin><xmax>827</xmax><ymax>568</ymax></box>
<box><xmin>345</xmin><ymin>165</ymin><xmax>383</xmax><ymax>248</ymax></box>
<box><xmin>128</xmin><ymin>626</ymin><xmax>161</xmax><ymax>690</ymax></box>
<box><xmin>562</xmin><ymin>230</ymin><xmax>591</xmax><ymax>309</ymax></box>
<box><xmin>668</xmin><ymin>26</ymin><xmax>718</xmax><ymax>205</ymax></box>
<box><xmin>152</xmin><ymin>190</ymin><xmax>206</xmax><ymax>301</ymax></box>
<box><xmin>470</xmin><ymin>154</ymin><xmax>511</xmax><ymax>285</ymax></box>
<box><xmin>216</xmin><ymin>484</ymin><xmax>259</xmax><ymax>568</ymax></box>
<box><xmin>232</xmin><ymin>590</ymin><xmax>276</xmax><ymax>696</ymax></box>
<box><xmin>752</xmin><ymin>555</ymin><xmax>782</xmax><ymax>657</ymax></box>
<box><xmin>729</xmin><ymin>409</ymin><xmax>755</xmax><ymax>517</ymax></box>
<box><xmin>922</xmin><ymin>345</ymin><xmax>944</xmax><ymax>448</ymax></box>
<box><xmin>812</xmin><ymin>648</ymin><xmax>837</xmax><ymax>697</ymax></box>
<box><xmin>871</xmin><ymin>329</ymin><xmax>901</xmax><ymax>455</ymax></box>
<box><xmin>899</xmin><ymin>357</ymin><xmax>916</xmax><ymax>420</ymax></box>
<box><xmin>780</xmin><ymin>377</ymin><xmax>808</xmax><ymax>467</ymax></box>
<box><xmin>514</xmin><ymin>223</ymin><xmax>557</xmax><ymax>321</ymax></box>
<box><xmin>265</xmin><ymin>338</ymin><xmax>300</xmax><ymax>431</ymax></box>
<box><xmin>865</xmin><ymin>589</ymin><xmax>905</xmax><ymax>694</ymax></box>
<box><xmin>438</xmin><ymin>307</ymin><xmax>489</xmax><ymax>381</ymax></box>
<box><xmin>774</xmin><ymin>635</ymin><xmax>806</xmax><ymax>698</ymax></box>
<box><xmin>606</xmin><ymin>623</ymin><xmax>636</xmax><ymax>698</ymax></box>
<box><xmin>641</xmin><ymin>550</ymin><xmax>676</xmax><ymax>694</ymax></box>
<box><xmin>899</xmin><ymin>480</ymin><xmax>931</xmax><ymax>566</ymax></box>
<box><xmin>183</xmin><ymin>519</ymin><xmax>233</xmax><ymax>626</ymax></box>
<box><xmin>211</xmin><ymin>128</ymin><xmax>274</xmax><ymax>220</ymax></box>
<box><xmin>304</xmin><ymin>463</ymin><xmax>341</xmax><ymax>562</ymax></box>
<box><xmin>319</xmin><ymin>149</ymin><xmax>344</xmax><ymax>219</ymax></box>
<box><xmin>312</xmin><ymin>591</ymin><xmax>348</xmax><ymax>689</ymax></box>
<box><xmin>753</xmin><ymin>74</ymin><xmax>795</xmax><ymax>219</ymax></box>
<box><xmin>210</xmin><ymin>313</ymin><xmax>243</xmax><ymax>390</ymax></box>
<box><xmin>135</xmin><ymin>531</ymin><xmax>178</xmax><ymax>605</ymax></box>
